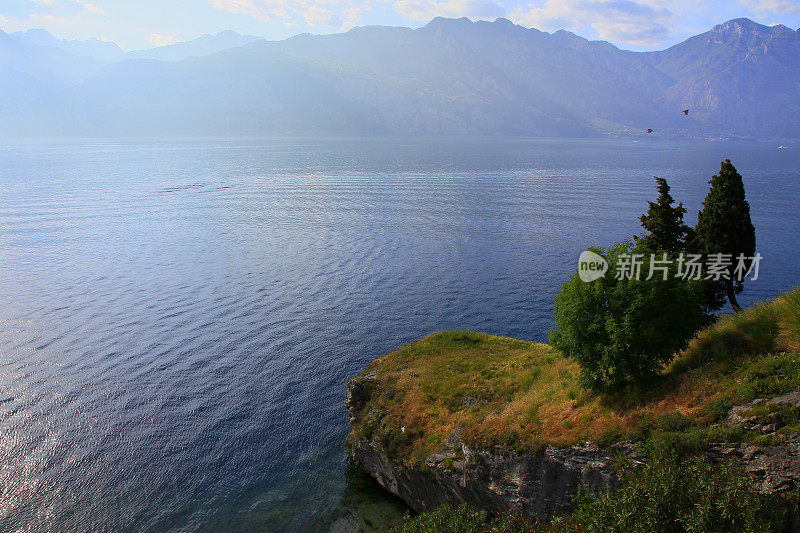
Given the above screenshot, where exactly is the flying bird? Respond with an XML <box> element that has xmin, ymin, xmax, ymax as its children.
<box><xmin>647</xmin><ymin>128</ymin><xmax>653</xmax><ymax>133</ymax></box>
<box><xmin>683</xmin><ymin>109</ymin><xmax>689</xmax><ymax>115</ymax></box>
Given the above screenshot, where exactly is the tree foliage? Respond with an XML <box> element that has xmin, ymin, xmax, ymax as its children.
<box><xmin>693</xmin><ymin>159</ymin><xmax>756</xmax><ymax>312</ymax></box>
<box><xmin>637</xmin><ymin>177</ymin><xmax>692</xmax><ymax>253</ymax></box>
<box><xmin>549</xmin><ymin>241</ymin><xmax>709</xmax><ymax>391</ymax></box>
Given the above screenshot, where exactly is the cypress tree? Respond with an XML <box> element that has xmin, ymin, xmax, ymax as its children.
<box><xmin>637</xmin><ymin>177</ymin><xmax>692</xmax><ymax>252</ymax></box>
<box><xmin>693</xmin><ymin>160</ymin><xmax>756</xmax><ymax>312</ymax></box>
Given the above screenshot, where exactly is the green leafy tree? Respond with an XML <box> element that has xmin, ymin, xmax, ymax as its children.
<box><xmin>636</xmin><ymin>177</ymin><xmax>693</xmax><ymax>253</ymax></box>
<box><xmin>693</xmin><ymin>160</ymin><xmax>756</xmax><ymax>312</ymax></box>
<box><xmin>550</xmin><ymin>241</ymin><xmax>709</xmax><ymax>391</ymax></box>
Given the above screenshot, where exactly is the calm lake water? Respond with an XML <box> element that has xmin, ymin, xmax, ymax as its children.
<box><xmin>0</xmin><ymin>137</ymin><xmax>798</xmax><ymax>532</ymax></box>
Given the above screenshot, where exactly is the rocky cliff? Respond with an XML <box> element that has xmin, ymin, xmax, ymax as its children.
<box><xmin>347</xmin><ymin>371</ymin><xmax>800</xmax><ymax>519</ymax></box>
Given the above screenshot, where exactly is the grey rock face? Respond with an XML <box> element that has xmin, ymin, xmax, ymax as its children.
<box><xmin>727</xmin><ymin>391</ymin><xmax>800</xmax><ymax>427</ymax></box>
<box><xmin>350</xmin><ymin>433</ymin><xmax>640</xmax><ymax>517</ymax></box>
<box><xmin>714</xmin><ymin>391</ymin><xmax>800</xmax><ymax>493</ymax></box>
<box><xmin>707</xmin><ymin>437</ymin><xmax>800</xmax><ymax>493</ymax></box>
<box><xmin>345</xmin><ymin>370</ymin><xmax>376</xmax><ymax>423</ymax></box>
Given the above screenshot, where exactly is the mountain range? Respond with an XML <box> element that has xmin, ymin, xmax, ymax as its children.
<box><xmin>1</xmin><ymin>18</ymin><xmax>798</xmax><ymax>139</ymax></box>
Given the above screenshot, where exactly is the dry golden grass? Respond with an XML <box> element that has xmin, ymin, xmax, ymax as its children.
<box><xmin>349</xmin><ymin>288</ymin><xmax>800</xmax><ymax>462</ymax></box>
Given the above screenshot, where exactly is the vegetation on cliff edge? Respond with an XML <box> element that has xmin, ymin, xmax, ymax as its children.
<box><xmin>347</xmin><ymin>288</ymin><xmax>800</xmax><ymax>462</ymax></box>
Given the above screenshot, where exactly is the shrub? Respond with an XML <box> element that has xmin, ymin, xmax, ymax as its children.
<box><xmin>550</xmin><ymin>240</ymin><xmax>709</xmax><ymax>391</ymax></box>
<box><xmin>548</xmin><ymin>452</ymin><xmax>790</xmax><ymax>533</ymax></box>
<box><xmin>395</xmin><ymin>504</ymin><xmax>536</xmax><ymax>533</ymax></box>
<box><xmin>394</xmin><ymin>504</ymin><xmax>487</xmax><ymax>533</ymax></box>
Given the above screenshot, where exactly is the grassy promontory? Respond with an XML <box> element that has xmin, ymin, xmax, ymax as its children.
<box><xmin>348</xmin><ymin>288</ymin><xmax>800</xmax><ymax>463</ymax></box>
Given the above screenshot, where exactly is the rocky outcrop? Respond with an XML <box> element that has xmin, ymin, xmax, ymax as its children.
<box><xmin>346</xmin><ymin>372</ymin><xmax>641</xmax><ymax>517</ymax></box>
<box><xmin>349</xmin><ymin>430</ymin><xmax>640</xmax><ymax>517</ymax></box>
<box><xmin>345</xmin><ymin>370</ymin><xmax>376</xmax><ymax>423</ymax></box>
<box><xmin>726</xmin><ymin>391</ymin><xmax>800</xmax><ymax>433</ymax></box>
<box><xmin>707</xmin><ymin>437</ymin><xmax>800</xmax><ymax>493</ymax></box>
<box><xmin>709</xmin><ymin>390</ymin><xmax>800</xmax><ymax>493</ymax></box>
<box><xmin>346</xmin><ymin>376</ymin><xmax>800</xmax><ymax>519</ymax></box>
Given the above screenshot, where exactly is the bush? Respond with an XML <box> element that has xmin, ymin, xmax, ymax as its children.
<box><xmin>394</xmin><ymin>504</ymin><xmax>535</xmax><ymax>533</ymax></box>
<box><xmin>548</xmin><ymin>452</ymin><xmax>792</xmax><ymax>533</ymax></box>
<box><xmin>550</xmin><ymin>240</ymin><xmax>709</xmax><ymax>391</ymax></box>
<box><xmin>394</xmin><ymin>504</ymin><xmax>487</xmax><ymax>532</ymax></box>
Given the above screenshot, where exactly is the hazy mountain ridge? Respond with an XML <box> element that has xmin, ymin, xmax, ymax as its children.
<box><xmin>126</xmin><ymin>30</ymin><xmax>264</xmax><ymax>62</ymax></box>
<box><xmin>647</xmin><ymin>18</ymin><xmax>800</xmax><ymax>137</ymax></box>
<box><xmin>1</xmin><ymin>18</ymin><xmax>798</xmax><ymax>139</ymax></box>
<box><xmin>11</xmin><ymin>28</ymin><xmax>125</xmax><ymax>63</ymax></box>
<box><xmin>7</xmin><ymin>28</ymin><xmax>263</xmax><ymax>72</ymax></box>
<box><xmin>0</xmin><ymin>28</ymin><xmax>105</xmax><ymax>81</ymax></box>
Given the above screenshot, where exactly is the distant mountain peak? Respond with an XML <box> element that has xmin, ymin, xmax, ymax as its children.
<box><xmin>492</xmin><ymin>17</ymin><xmax>515</xmax><ymax>27</ymax></box>
<box><xmin>192</xmin><ymin>30</ymin><xmax>250</xmax><ymax>44</ymax></box>
<box><xmin>20</xmin><ymin>28</ymin><xmax>55</xmax><ymax>39</ymax></box>
<box><xmin>10</xmin><ymin>28</ymin><xmax>123</xmax><ymax>62</ymax></box>
<box><xmin>709</xmin><ymin>17</ymin><xmax>800</xmax><ymax>45</ymax></box>
<box><xmin>717</xmin><ymin>17</ymin><xmax>764</xmax><ymax>30</ymax></box>
<box><xmin>712</xmin><ymin>17</ymin><xmax>790</xmax><ymax>36</ymax></box>
<box><xmin>426</xmin><ymin>16</ymin><xmax>472</xmax><ymax>27</ymax></box>
<box><xmin>552</xmin><ymin>29</ymin><xmax>585</xmax><ymax>41</ymax></box>
<box><xmin>425</xmin><ymin>16</ymin><xmax>521</xmax><ymax>29</ymax></box>
<box><xmin>195</xmin><ymin>30</ymin><xmax>251</xmax><ymax>41</ymax></box>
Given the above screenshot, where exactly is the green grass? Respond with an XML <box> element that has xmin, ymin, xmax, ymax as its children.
<box><xmin>348</xmin><ymin>288</ymin><xmax>800</xmax><ymax>462</ymax></box>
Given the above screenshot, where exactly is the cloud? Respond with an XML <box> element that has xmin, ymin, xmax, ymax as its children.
<box><xmin>304</xmin><ymin>5</ymin><xmax>340</xmax><ymax>25</ymax></box>
<box><xmin>341</xmin><ymin>7</ymin><xmax>364</xmax><ymax>29</ymax></box>
<box><xmin>147</xmin><ymin>32</ymin><xmax>177</xmax><ymax>46</ymax></box>
<box><xmin>209</xmin><ymin>0</ymin><xmax>507</xmax><ymax>29</ymax></box>
<box><xmin>740</xmin><ymin>0</ymin><xmax>800</xmax><ymax>14</ymax></box>
<box><xmin>208</xmin><ymin>0</ymin><xmax>271</xmax><ymax>21</ymax></box>
<box><xmin>1</xmin><ymin>0</ymin><xmax>104</xmax><ymax>25</ymax></box>
<box><xmin>26</xmin><ymin>12</ymin><xmax>69</xmax><ymax>24</ymax></box>
<box><xmin>510</xmin><ymin>0</ymin><xmax>674</xmax><ymax>46</ymax></box>
<box><xmin>75</xmin><ymin>0</ymin><xmax>103</xmax><ymax>15</ymax></box>
<box><xmin>209</xmin><ymin>0</ymin><xmax>367</xmax><ymax>26</ymax></box>
<box><xmin>393</xmin><ymin>0</ymin><xmax>507</xmax><ymax>21</ymax></box>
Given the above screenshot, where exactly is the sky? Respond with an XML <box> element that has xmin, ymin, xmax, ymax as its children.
<box><xmin>1</xmin><ymin>0</ymin><xmax>799</xmax><ymax>51</ymax></box>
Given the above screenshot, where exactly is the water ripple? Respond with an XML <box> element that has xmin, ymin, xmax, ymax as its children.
<box><xmin>0</xmin><ymin>137</ymin><xmax>797</xmax><ymax>531</ymax></box>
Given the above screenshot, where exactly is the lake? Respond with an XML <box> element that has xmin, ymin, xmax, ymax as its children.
<box><xmin>0</xmin><ymin>137</ymin><xmax>797</xmax><ymax>531</ymax></box>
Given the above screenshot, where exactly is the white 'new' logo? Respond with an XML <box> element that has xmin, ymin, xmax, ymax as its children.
<box><xmin>578</xmin><ymin>250</ymin><xmax>608</xmax><ymax>282</ymax></box>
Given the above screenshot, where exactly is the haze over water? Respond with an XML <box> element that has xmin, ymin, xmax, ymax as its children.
<box><xmin>0</xmin><ymin>137</ymin><xmax>797</xmax><ymax>531</ymax></box>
